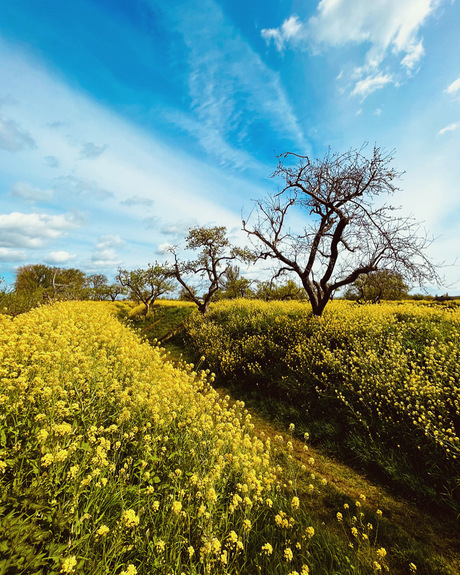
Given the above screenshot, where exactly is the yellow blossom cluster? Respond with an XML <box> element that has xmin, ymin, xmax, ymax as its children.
<box><xmin>0</xmin><ymin>301</ymin><xmax>330</xmax><ymax>574</ymax></box>
<box><xmin>187</xmin><ymin>299</ymin><xmax>460</xmax><ymax>469</ymax></box>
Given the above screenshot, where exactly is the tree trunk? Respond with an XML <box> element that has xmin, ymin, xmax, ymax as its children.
<box><xmin>198</xmin><ymin>301</ymin><xmax>209</xmax><ymax>314</ymax></box>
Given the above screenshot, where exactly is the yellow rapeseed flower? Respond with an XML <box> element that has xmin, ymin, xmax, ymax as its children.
<box><xmin>284</xmin><ymin>547</ymin><xmax>293</xmax><ymax>562</ymax></box>
<box><xmin>261</xmin><ymin>542</ymin><xmax>273</xmax><ymax>555</ymax></box>
<box><xmin>96</xmin><ymin>525</ymin><xmax>110</xmax><ymax>537</ymax></box>
<box><xmin>172</xmin><ymin>500</ymin><xmax>182</xmax><ymax>514</ymax></box>
<box><xmin>121</xmin><ymin>509</ymin><xmax>139</xmax><ymax>528</ymax></box>
<box><xmin>60</xmin><ymin>556</ymin><xmax>77</xmax><ymax>574</ymax></box>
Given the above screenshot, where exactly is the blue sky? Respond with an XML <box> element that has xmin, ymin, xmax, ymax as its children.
<box><xmin>0</xmin><ymin>0</ymin><xmax>459</xmax><ymax>292</ymax></box>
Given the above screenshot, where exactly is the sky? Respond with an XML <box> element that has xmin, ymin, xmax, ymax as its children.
<box><xmin>0</xmin><ymin>0</ymin><xmax>459</xmax><ymax>293</ymax></box>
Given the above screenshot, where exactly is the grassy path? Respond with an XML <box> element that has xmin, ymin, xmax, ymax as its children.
<box><xmin>213</xmin><ymin>385</ymin><xmax>460</xmax><ymax>575</ymax></box>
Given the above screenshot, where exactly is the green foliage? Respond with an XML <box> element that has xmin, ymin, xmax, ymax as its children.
<box><xmin>255</xmin><ymin>279</ymin><xmax>307</xmax><ymax>301</ymax></box>
<box><xmin>15</xmin><ymin>264</ymin><xmax>87</xmax><ymax>301</ymax></box>
<box><xmin>343</xmin><ymin>270</ymin><xmax>409</xmax><ymax>302</ymax></box>
<box><xmin>0</xmin><ymin>288</ymin><xmax>43</xmax><ymax>316</ymax></box>
<box><xmin>214</xmin><ymin>266</ymin><xmax>255</xmax><ymax>300</ymax></box>
<box><xmin>116</xmin><ymin>263</ymin><xmax>175</xmax><ymax>315</ymax></box>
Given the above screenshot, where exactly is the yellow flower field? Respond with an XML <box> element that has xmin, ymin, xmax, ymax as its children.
<box><xmin>0</xmin><ymin>301</ymin><xmax>381</xmax><ymax>574</ymax></box>
<box><xmin>186</xmin><ymin>299</ymin><xmax>460</xmax><ymax>510</ymax></box>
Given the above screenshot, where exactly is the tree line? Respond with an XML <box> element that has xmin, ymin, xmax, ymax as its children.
<box><xmin>1</xmin><ymin>145</ymin><xmax>441</xmax><ymax>316</ymax></box>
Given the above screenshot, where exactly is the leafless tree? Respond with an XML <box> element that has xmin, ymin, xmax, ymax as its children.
<box><xmin>243</xmin><ymin>145</ymin><xmax>439</xmax><ymax>316</ymax></box>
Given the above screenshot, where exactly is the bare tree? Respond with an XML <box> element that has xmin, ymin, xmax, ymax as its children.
<box><xmin>169</xmin><ymin>226</ymin><xmax>248</xmax><ymax>314</ymax></box>
<box><xmin>116</xmin><ymin>262</ymin><xmax>175</xmax><ymax>316</ymax></box>
<box><xmin>243</xmin><ymin>145</ymin><xmax>439</xmax><ymax>316</ymax></box>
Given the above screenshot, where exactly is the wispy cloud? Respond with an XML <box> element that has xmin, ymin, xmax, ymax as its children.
<box><xmin>437</xmin><ymin>122</ymin><xmax>460</xmax><ymax>136</ymax></box>
<box><xmin>91</xmin><ymin>235</ymin><xmax>124</xmax><ymax>267</ymax></box>
<box><xmin>157</xmin><ymin>0</ymin><xmax>307</xmax><ymax>166</ymax></box>
<box><xmin>445</xmin><ymin>77</ymin><xmax>460</xmax><ymax>101</ymax></box>
<box><xmin>0</xmin><ymin>114</ymin><xmax>36</xmax><ymax>151</ymax></box>
<box><xmin>310</xmin><ymin>0</ymin><xmax>440</xmax><ymax>61</ymax></box>
<box><xmin>44</xmin><ymin>155</ymin><xmax>60</xmax><ymax>168</ymax></box>
<box><xmin>10</xmin><ymin>182</ymin><xmax>53</xmax><ymax>203</ymax></box>
<box><xmin>261</xmin><ymin>16</ymin><xmax>304</xmax><ymax>51</ymax></box>
<box><xmin>121</xmin><ymin>195</ymin><xmax>154</xmax><ymax>207</ymax></box>
<box><xmin>79</xmin><ymin>142</ymin><xmax>108</xmax><ymax>159</ymax></box>
<box><xmin>351</xmin><ymin>73</ymin><xmax>394</xmax><ymax>99</ymax></box>
<box><xmin>54</xmin><ymin>175</ymin><xmax>114</xmax><ymax>201</ymax></box>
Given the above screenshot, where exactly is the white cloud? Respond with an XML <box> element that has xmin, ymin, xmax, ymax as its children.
<box><xmin>45</xmin><ymin>250</ymin><xmax>76</xmax><ymax>264</ymax></box>
<box><xmin>0</xmin><ymin>247</ymin><xmax>26</xmax><ymax>262</ymax></box>
<box><xmin>158</xmin><ymin>242</ymin><xmax>173</xmax><ymax>254</ymax></box>
<box><xmin>307</xmin><ymin>0</ymin><xmax>441</xmax><ymax>66</ymax></box>
<box><xmin>0</xmin><ymin>212</ymin><xmax>81</xmax><ymax>248</ymax></box>
<box><xmin>10</xmin><ymin>182</ymin><xmax>53</xmax><ymax>203</ymax></box>
<box><xmin>261</xmin><ymin>16</ymin><xmax>304</xmax><ymax>51</ymax></box>
<box><xmin>263</xmin><ymin>0</ymin><xmax>443</xmax><ymax>97</ymax></box>
<box><xmin>445</xmin><ymin>77</ymin><xmax>460</xmax><ymax>101</ymax></box>
<box><xmin>91</xmin><ymin>235</ymin><xmax>124</xmax><ymax>267</ymax></box>
<box><xmin>401</xmin><ymin>40</ymin><xmax>425</xmax><ymax>70</ymax></box>
<box><xmin>351</xmin><ymin>73</ymin><xmax>394</xmax><ymax>98</ymax></box>
<box><xmin>0</xmin><ymin>114</ymin><xmax>36</xmax><ymax>151</ymax></box>
<box><xmin>437</xmin><ymin>122</ymin><xmax>460</xmax><ymax>136</ymax></box>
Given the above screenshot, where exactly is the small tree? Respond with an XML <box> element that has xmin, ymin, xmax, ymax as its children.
<box><xmin>343</xmin><ymin>269</ymin><xmax>409</xmax><ymax>302</ymax></box>
<box><xmin>216</xmin><ymin>265</ymin><xmax>254</xmax><ymax>300</ymax></box>
<box><xmin>116</xmin><ymin>262</ymin><xmax>175</xmax><ymax>316</ymax></box>
<box><xmin>243</xmin><ymin>145</ymin><xmax>439</xmax><ymax>316</ymax></box>
<box><xmin>86</xmin><ymin>273</ymin><xmax>109</xmax><ymax>300</ymax></box>
<box><xmin>169</xmin><ymin>226</ymin><xmax>248</xmax><ymax>314</ymax></box>
<box><xmin>104</xmin><ymin>283</ymin><xmax>127</xmax><ymax>302</ymax></box>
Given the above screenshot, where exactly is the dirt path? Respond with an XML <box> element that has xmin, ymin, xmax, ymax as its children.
<box><xmin>215</xmin><ymin>387</ymin><xmax>460</xmax><ymax>575</ymax></box>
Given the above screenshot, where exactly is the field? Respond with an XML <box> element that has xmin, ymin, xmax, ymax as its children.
<box><xmin>0</xmin><ymin>301</ymin><xmax>398</xmax><ymax>575</ymax></box>
<box><xmin>184</xmin><ymin>299</ymin><xmax>460</xmax><ymax>515</ymax></box>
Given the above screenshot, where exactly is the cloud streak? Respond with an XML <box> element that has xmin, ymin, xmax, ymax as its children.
<box><xmin>79</xmin><ymin>142</ymin><xmax>108</xmax><ymax>159</ymax></box>
<box><xmin>10</xmin><ymin>182</ymin><xmax>53</xmax><ymax>203</ymax></box>
<box><xmin>445</xmin><ymin>77</ymin><xmax>460</xmax><ymax>101</ymax></box>
<box><xmin>158</xmin><ymin>0</ymin><xmax>308</xmax><ymax>166</ymax></box>
<box><xmin>437</xmin><ymin>122</ymin><xmax>460</xmax><ymax>136</ymax></box>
